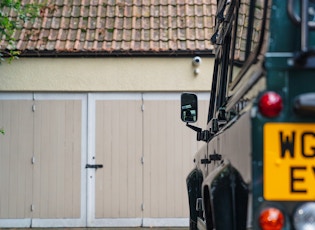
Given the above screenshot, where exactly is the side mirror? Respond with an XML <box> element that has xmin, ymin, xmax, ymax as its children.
<box><xmin>181</xmin><ymin>93</ymin><xmax>198</xmax><ymax>123</ymax></box>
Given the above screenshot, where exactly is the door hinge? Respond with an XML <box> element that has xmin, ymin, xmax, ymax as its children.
<box><xmin>141</xmin><ymin>156</ymin><xmax>144</xmax><ymax>164</ymax></box>
<box><xmin>141</xmin><ymin>104</ymin><xmax>144</xmax><ymax>111</ymax></box>
<box><xmin>31</xmin><ymin>156</ymin><xmax>35</xmax><ymax>164</ymax></box>
<box><xmin>141</xmin><ymin>203</ymin><xmax>145</xmax><ymax>211</ymax></box>
<box><xmin>31</xmin><ymin>204</ymin><xmax>35</xmax><ymax>212</ymax></box>
<box><xmin>32</xmin><ymin>104</ymin><xmax>36</xmax><ymax>112</ymax></box>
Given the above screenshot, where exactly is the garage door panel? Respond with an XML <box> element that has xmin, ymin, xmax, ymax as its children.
<box><xmin>95</xmin><ymin>99</ymin><xmax>143</xmax><ymax>219</ymax></box>
<box><xmin>124</xmin><ymin>101</ymin><xmax>143</xmax><ymax>218</ymax></box>
<box><xmin>33</xmin><ymin>100</ymin><xmax>82</xmax><ymax>219</ymax></box>
<box><xmin>143</xmin><ymin>95</ymin><xmax>209</xmax><ymax>220</ymax></box>
<box><xmin>0</xmin><ymin>100</ymin><xmax>33</xmax><ymax>219</ymax></box>
<box><xmin>143</xmin><ymin>99</ymin><xmax>192</xmax><ymax>218</ymax></box>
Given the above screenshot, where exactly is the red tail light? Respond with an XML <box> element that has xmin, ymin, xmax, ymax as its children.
<box><xmin>259</xmin><ymin>207</ymin><xmax>285</xmax><ymax>230</ymax></box>
<box><xmin>258</xmin><ymin>91</ymin><xmax>283</xmax><ymax>118</ymax></box>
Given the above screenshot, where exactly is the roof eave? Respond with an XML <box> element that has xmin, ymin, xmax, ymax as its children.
<box><xmin>17</xmin><ymin>49</ymin><xmax>214</xmax><ymax>58</ymax></box>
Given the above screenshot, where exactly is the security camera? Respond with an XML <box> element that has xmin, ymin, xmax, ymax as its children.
<box><xmin>192</xmin><ymin>56</ymin><xmax>202</xmax><ymax>66</ymax></box>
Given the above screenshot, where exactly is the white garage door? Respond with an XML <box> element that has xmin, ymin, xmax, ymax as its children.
<box><xmin>0</xmin><ymin>92</ymin><xmax>209</xmax><ymax>228</ymax></box>
<box><xmin>0</xmin><ymin>93</ymin><xmax>87</xmax><ymax>228</ymax></box>
<box><xmin>87</xmin><ymin>93</ymin><xmax>209</xmax><ymax>227</ymax></box>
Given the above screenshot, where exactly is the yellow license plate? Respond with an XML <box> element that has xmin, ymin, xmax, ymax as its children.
<box><xmin>264</xmin><ymin>123</ymin><xmax>315</xmax><ymax>200</ymax></box>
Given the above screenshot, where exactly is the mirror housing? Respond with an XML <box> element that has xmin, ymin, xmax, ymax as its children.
<box><xmin>181</xmin><ymin>93</ymin><xmax>210</xmax><ymax>142</ymax></box>
<box><xmin>181</xmin><ymin>93</ymin><xmax>198</xmax><ymax>123</ymax></box>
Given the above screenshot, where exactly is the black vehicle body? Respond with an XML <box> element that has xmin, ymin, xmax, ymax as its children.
<box><xmin>181</xmin><ymin>0</ymin><xmax>315</xmax><ymax>229</ymax></box>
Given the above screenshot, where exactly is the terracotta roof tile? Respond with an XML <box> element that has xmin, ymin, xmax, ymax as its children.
<box><xmin>1</xmin><ymin>0</ymin><xmax>216</xmax><ymax>56</ymax></box>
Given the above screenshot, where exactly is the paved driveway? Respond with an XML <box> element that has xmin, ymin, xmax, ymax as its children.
<box><xmin>11</xmin><ymin>228</ymin><xmax>188</xmax><ymax>230</ymax></box>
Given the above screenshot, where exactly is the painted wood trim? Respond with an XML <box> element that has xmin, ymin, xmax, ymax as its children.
<box><xmin>0</xmin><ymin>219</ymin><xmax>31</xmax><ymax>228</ymax></box>
<box><xmin>142</xmin><ymin>218</ymin><xmax>189</xmax><ymax>227</ymax></box>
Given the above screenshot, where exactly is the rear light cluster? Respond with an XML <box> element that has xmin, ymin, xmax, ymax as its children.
<box><xmin>258</xmin><ymin>91</ymin><xmax>283</xmax><ymax>118</ymax></box>
<box><xmin>259</xmin><ymin>207</ymin><xmax>284</xmax><ymax>230</ymax></box>
<box><xmin>259</xmin><ymin>203</ymin><xmax>315</xmax><ymax>230</ymax></box>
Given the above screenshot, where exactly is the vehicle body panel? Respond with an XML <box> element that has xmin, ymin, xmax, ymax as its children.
<box><xmin>182</xmin><ymin>0</ymin><xmax>315</xmax><ymax>229</ymax></box>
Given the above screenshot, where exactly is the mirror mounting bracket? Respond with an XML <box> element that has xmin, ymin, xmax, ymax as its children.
<box><xmin>186</xmin><ymin>123</ymin><xmax>211</xmax><ymax>142</ymax></box>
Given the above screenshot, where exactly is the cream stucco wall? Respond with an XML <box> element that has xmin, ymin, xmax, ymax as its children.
<box><xmin>0</xmin><ymin>57</ymin><xmax>214</xmax><ymax>92</ymax></box>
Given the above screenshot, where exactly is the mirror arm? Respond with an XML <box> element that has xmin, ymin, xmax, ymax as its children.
<box><xmin>186</xmin><ymin>123</ymin><xmax>210</xmax><ymax>142</ymax></box>
<box><xmin>186</xmin><ymin>122</ymin><xmax>202</xmax><ymax>133</ymax></box>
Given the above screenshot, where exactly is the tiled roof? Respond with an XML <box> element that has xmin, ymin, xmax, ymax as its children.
<box><xmin>1</xmin><ymin>0</ymin><xmax>216</xmax><ymax>56</ymax></box>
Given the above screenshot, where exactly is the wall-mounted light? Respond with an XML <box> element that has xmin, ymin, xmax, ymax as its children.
<box><xmin>192</xmin><ymin>56</ymin><xmax>202</xmax><ymax>76</ymax></box>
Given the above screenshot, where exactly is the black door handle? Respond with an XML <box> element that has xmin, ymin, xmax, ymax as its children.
<box><xmin>201</xmin><ymin>158</ymin><xmax>211</xmax><ymax>164</ymax></box>
<box><xmin>85</xmin><ymin>164</ymin><xmax>103</xmax><ymax>169</ymax></box>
